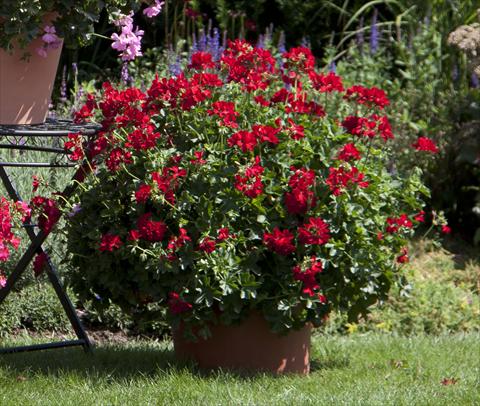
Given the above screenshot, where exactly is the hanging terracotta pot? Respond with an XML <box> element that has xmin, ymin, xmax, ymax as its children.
<box><xmin>0</xmin><ymin>24</ymin><xmax>63</xmax><ymax>125</ymax></box>
<box><xmin>173</xmin><ymin>311</ymin><xmax>312</xmax><ymax>374</ymax></box>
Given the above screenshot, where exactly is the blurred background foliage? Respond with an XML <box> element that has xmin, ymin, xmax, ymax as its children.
<box><xmin>1</xmin><ymin>0</ymin><xmax>479</xmax><ymax>337</ymax></box>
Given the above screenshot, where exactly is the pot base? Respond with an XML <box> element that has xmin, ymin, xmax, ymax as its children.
<box><xmin>173</xmin><ymin>312</ymin><xmax>311</xmax><ymax>375</ymax></box>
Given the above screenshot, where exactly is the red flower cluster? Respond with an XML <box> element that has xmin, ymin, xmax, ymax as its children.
<box><xmin>228</xmin><ymin>124</ymin><xmax>280</xmax><ymax>152</ymax></box>
<box><xmin>284</xmin><ymin>167</ymin><xmax>316</xmax><ymax>215</ymax></box>
<box><xmin>152</xmin><ymin>165</ymin><xmax>187</xmax><ymax>205</ymax></box>
<box><xmin>271</xmin><ymin>90</ymin><xmax>326</xmax><ymax>116</ymax></box>
<box><xmin>396</xmin><ymin>248</ymin><xmax>409</xmax><ymax>264</ymax></box>
<box><xmin>337</xmin><ymin>143</ymin><xmax>361</xmax><ymax>162</ymax></box>
<box><xmin>126</xmin><ymin>127</ymin><xmax>161</xmax><ymax>151</ymax></box>
<box><xmin>386</xmin><ymin>214</ymin><xmax>413</xmax><ymax>233</ymax></box>
<box><xmin>99</xmin><ymin>233</ymin><xmax>122</xmax><ymax>252</ymax></box>
<box><xmin>30</xmin><ymin>196</ymin><xmax>61</xmax><ymax>233</ymax></box>
<box><xmin>292</xmin><ymin>257</ymin><xmax>323</xmax><ymax>297</ymax></box>
<box><xmin>284</xmin><ymin>118</ymin><xmax>305</xmax><ymax>140</ymax></box>
<box><xmin>198</xmin><ymin>236</ymin><xmax>216</xmax><ymax>253</ymax></box>
<box><xmin>263</xmin><ymin>228</ymin><xmax>296</xmax><ymax>256</ymax></box>
<box><xmin>135</xmin><ymin>184</ymin><xmax>152</xmax><ymax>204</ymax></box>
<box><xmin>74</xmin><ymin>94</ymin><xmax>97</xmax><ymax>123</ymax></box>
<box><xmin>298</xmin><ymin>217</ymin><xmax>331</xmax><ymax>245</ymax></box>
<box><xmin>188</xmin><ymin>51</ymin><xmax>215</xmax><ymax>70</ymax></box>
<box><xmin>221</xmin><ymin>40</ymin><xmax>276</xmax><ymax>92</ymax></box>
<box><xmin>342</xmin><ymin>114</ymin><xmax>394</xmax><ymax>141</ymax></box>
<box><xmin>234</xmin><ymin>156</ymin><xmax>264</xmax><ymax>198</ymax></box>
<box><xmin>166</xmin><ymin>228</ymin><xmax>192</xmax><ymax>261</ymax></box>
<box><xmin>326</xmin><ymin>167</ymin><xmax>369</xmax><ymax>196</ymax></box>
<box><xmin>344</xmin><ymin>85</ymin><xmax>390</xmax><ymax>109</ymax></box>
<box><xmin>136</xmin><ymin>213</ymin><xmax>167</xmax><ymax>242</ymax></box>
<box><xmin>168</xmin><ymin>292</ymin><xmax>193</xmax><ymax>314</ymax></box>
<box><xmin>207</xmin><ymin>101</ymin><xmax>239</xmax><ymax>128</ymax></box>
<box><xmin>412</xmin><ymin>137</ymin><xmax>438</xmax><ymax>153</ymax></box>
<box><xmin>64</xmin><ymin>133</ymin><xmax>84</xmax><ymax>161</ymax></box>
<box><xmin>33</xmin><ymin>252</ymin><xmax>48</xmax><ymax>277</ymax></box>
<box><xmin>309</xmin><ymin>71</ymin><xmax>344</xmax><ymax>93</ymax></box>
<box><xmin>0</xmin><ymin>197</ymin><xmax>22</xmax><ymax>263</ymax></box>
<box><xmin>106</xmin><ymin>147</ymin><xmax>133</xmax><ymax>171</ymax></box>
<box><xmin>282</xmin><ymin>46</ymin><xmax>315</xmax><ymax>72</ymax></box>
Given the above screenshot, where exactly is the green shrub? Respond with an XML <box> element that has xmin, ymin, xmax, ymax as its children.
<box><xmin>322</xmin><ymin>240</ymin><xmax>480</xmax><ymax>335</ymax></box>
<box><xmin>0</xmin><ymin>283</ymin><xmax>71</xmax><ymax>337</ymax></box>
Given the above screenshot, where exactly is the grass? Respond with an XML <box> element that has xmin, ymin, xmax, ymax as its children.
<box><xmin>0</xmin><ymin>333</ymin><xmax>479</xmax><ymax>405</ymax></box>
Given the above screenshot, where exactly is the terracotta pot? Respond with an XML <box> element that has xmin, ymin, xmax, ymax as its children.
<box><xmin>173</xmin><ymin>312</ymin><xmax>311</xmax><ymax>374</ymax></box>
<box><xmin>0</xmin><ymin>31</ymin><xmax>63</xmax><ymax>124</ymax></box>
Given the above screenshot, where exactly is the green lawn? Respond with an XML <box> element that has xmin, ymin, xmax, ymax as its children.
<box><xmin>1</xmin><ymin>333</ymin><xmax>479</xmax><ymax>405</ymax></box>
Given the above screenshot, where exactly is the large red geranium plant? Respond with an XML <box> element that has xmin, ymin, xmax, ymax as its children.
<box><xmin>62</xmin><ymin>41</ymin><xmax>436</xmax><ymax>337</ymax></box>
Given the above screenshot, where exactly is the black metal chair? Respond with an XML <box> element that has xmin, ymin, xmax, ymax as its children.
<box><xmin>0</xmin><ymin>119</ymin><xmax>99</xmax><ymax>354</ymax></box>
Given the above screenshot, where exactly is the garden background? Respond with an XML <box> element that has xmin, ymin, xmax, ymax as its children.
<box><xmin>0</xmin><ymin>0</ymin><xmax>479</xmax><ymax>404</ymax></box>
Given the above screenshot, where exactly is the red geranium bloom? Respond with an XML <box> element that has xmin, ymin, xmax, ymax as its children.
<box><xmin>227</xmin><ymin>130</ymin><xmax>259</xmax><ymax>152</ymax></box>
<box><xmin>198</xmin><ymin>236</ymin><xmax>216</xmax><ymax>253</ymax></box>
<box><xmin>412</xmin><ymin>137</ymin><xmax>439</xmax><ymax>153</ymax></box>
<box><xmin>190</xmin><ymin>151</ymin><xmax>207</xmax><ymax>165</ymax></box>
<box><xmin>414</xmin><ymin>211</ymin><xmax>425</xmax><ymax>223</ymax></box>
<box><xmin>441</xmin><ymin>225</ymin><xmax>452</xmax><ymax>234</ymax></box>
<box><xmin>252</xmin><ymin>124</ymin><xmax>280</xmax><ymax>145</ymax></box>
<box><xmin>235</xmin><ymin>156</ymin><xmax>265</xmax><ymax>198</ymax></box>
<box><xmin>298</xmin><ymin>217</ymin><xmax>331</xmax><ymax>245</ymax></box>
<box><xmin>337</xmin><ymin>143</ymin><xmax>361</xmax><ymax>161</ymax></box>
<box><xmin>292</xmin><ymin>256</ymin><xmax>323</xmax><ymax>296</ymax></box>
<box><xmin>99</xmin><ymin>233</ymin><xmax>123</xmax><ymax>252</ymax></box>
<box><xmin>396</xmin><ymin>248</ymin><xmax>409</xmax><ymax>263</ymax></box>
<box><xmin>137</xmin><ymin>213</ymin><xmax>167</xmax><ymax>242</ymax></box>
<box><xmin>188</xmin><ymin>51</ymin><xmax>215</xmax><ymax>70</ymax></box>
<box><xmin>309</xmin><ymin>71</ymin><xmax>344</xmax><ymax>93</ymax></box>
<box><xmin>33</xmin><ymin>252</ymin><xmax>48</xmax><ymax>277</ymax></box>
<box><xmin>326</xmin><ymin>166</ymin><xmax>369</xmax><ymax>195</ymax></box>
<box><xmin>168</xmin><ymin>292</ymin><xmax>193</xmax><ymax>314</ymax></box>
<box><xmin>344</xmin><ymin>85</ymin><xmax>390</xmax><ymax>109</ymax></box>
<box><xmin>135</xmin><ymin>184</ymin><xmax>152</xmax><ymax>203</ymax></box>
<box><xmin>283</xmin><ymin>46</ymin><xmax>315</xmax><ymax>72</ymax></box>
<box><xmin>285</xmin><ymin>118</ymin><xmax>305</xmax><ymax>140</ymax></box>
<box><xmin>217</xmin><ymin>227</ymin><xmax>233</xmax><ymax>241</ymax></box>
<box><xmin>207</xmin><ymin>101</ymin><xmax>239</xmax><ymax>128</ymax></box>
<box><xmin>263</xmin><ymin>227</ymin><xmax>296</xmax><ymax>256</ymax></box>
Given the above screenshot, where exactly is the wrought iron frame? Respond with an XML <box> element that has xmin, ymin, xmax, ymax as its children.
<box><xmin>0</xmin><ymin>119</ymin><xmax>99</xmax><ymax>354</ymax></box>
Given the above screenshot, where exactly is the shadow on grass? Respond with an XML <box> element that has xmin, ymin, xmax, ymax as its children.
<box><xmin>0</xmin><ymin>340</ymin><xmax>350</xmax><ymax>380</ymax></box>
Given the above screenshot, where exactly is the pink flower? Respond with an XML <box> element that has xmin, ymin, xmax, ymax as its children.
<box><xmin>0</xmin><ymin>272</ymin><xmax>6</xmax><ymax>288</ymax></box>
<box><xmin>143</xmin><ymin>0</ymin><xmax>165</xmax><ymax>18</ymax></box>
<box><xmin>111</xmin><ymin>12</ymin><xmax>144</xmax><ymax>61</ymax></box>
<box><xmin>36</xmin><ymin>25</ymin><xmax>62</xmax><ymax>57</ymax></box>
<box><xmin>41</xmin><ymin>25</ymin><xmax>60</xmax><ymax>44</ymax></box>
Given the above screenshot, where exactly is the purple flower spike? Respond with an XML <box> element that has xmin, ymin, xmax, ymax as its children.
<box><xmin>278</xmin><ymin>31</ymin><xmax>286</xmax><ymax>54</ymax></box>
<box><xmin>60</xmin><ymin>65</ymin><xmax>67</xmax><ymax>103</ymax></box>
<box><xmin>471</xmin><ymin>73</ymin><xmax>479</xmax><ymax>88</ymax></box>
<box><xmin>198</xmin><ymin>30</ymin><xmax>207</xmax><ymax>52</ymax></box>
<box><xmin>370</xmin><ymin>8</ymin><xmax>379</xmax><ymax>54</ymax></box>
<box><xmin>121</xmin><ymin>62</ymin><xmax>130</xmax><ymax>85</ymax></box>
<box><xmin>356</xmin><ymin>16</ymin><xmax>364</xmax><ymax>53</ymax></box>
